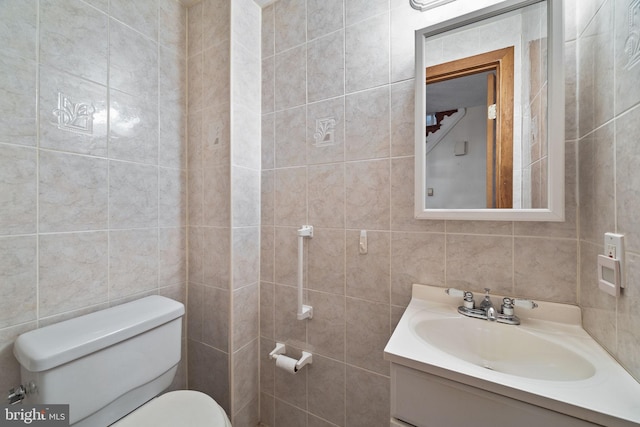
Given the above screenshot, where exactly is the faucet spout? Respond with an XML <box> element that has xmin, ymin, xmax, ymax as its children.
<box><xmin>486</xmin><ymin>306</ymin><xmax>497</xmax><ymax>321</ymax></box>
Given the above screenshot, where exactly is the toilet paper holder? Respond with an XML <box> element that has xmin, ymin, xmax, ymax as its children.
<box><xmin>269</xmin><ymin>342</ymin><xmax>313</xmax><ymax>373</ymax></box>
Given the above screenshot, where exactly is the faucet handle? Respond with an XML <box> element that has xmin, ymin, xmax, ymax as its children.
<box><xmin>445</xmin><ymin>288</ymin><xmax>465</xmax><ymax>298</ymax></box>
<box><xmin>514</xmin><ymin>298</ymin><xmax>538</xmax><ymax>309</ymax></box>
<box><xmin>501</xmin><ymin>297</ymin><xmax>515</xmax><ymax>316</ymax></box>
<box><xmin>445</xmin><ymin>288</ymin><xmax>475</xmax><ymax>309</ymax></box>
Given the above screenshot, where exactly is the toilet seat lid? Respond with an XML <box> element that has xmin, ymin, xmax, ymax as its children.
<box><xmin>112</xmin><ymin>390</ymin><xmax>231</xmax><ymax>427</ymax></box>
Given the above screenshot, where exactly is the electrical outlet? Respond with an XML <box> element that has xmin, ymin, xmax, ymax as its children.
<box><xmin>604</xmin><ymin>233</ymin><xmax>625</xmax><ymax>289</ymax></box>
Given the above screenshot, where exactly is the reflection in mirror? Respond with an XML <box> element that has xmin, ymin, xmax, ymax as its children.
<box><xmin>425</xmin><ymin>47</ymin><xmax>514</xmax><ymax>209</ymax></box>
<box><xmin>414</xmin><ymin>0</ymin><xmax>564</xmax><ymax>221</ymax></box>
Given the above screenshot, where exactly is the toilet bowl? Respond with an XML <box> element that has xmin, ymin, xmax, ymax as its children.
<box><xmin>12</xmin><ymin>296</ymin><xmax>231</xmax><ymax>426</ymax></box>
<box><xmin>112</xmin><ymin>390</ymin><xmax>231</xmax><ymax>427</ymax></box>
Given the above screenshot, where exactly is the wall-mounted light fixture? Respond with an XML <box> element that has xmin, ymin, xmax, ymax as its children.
<box><xmin>410</xmin><ymin>0</ymin><xmax>456</xmax><ymax>12</ymax></box>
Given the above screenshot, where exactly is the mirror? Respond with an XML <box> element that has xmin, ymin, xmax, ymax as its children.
<box><xmin>415</xmin><ymin>0</ymin><xmax>564</xmax><ymax>221</ymax></box>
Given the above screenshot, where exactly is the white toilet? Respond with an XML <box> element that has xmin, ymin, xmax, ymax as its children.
<box><xmin>12</xmin><ymin>296</ymin><xmax>231</xmax><ymax>427</ymax></box>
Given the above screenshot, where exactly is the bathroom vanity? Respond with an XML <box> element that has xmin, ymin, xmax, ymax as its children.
<box><xmin>384</xmin><ymin>284</ymin><xmax>640</xmax><ymax>427</ymax></box>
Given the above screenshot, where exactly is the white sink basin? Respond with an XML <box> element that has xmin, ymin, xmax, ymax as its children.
<box><xmin>413</xmin><ymin>317</ymin><xmax>595</xmax><ymax>381</ymax></box>
<box><xmin>384</xmin><ymin>284</ymin><xmax>640</xmax><ymax>427</ymax></box>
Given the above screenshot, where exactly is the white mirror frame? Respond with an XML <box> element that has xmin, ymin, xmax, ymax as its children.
<box><xmin>414</xmin><ymin>0</ymin><xmax>564</xmax><ymax>221</ymax></box>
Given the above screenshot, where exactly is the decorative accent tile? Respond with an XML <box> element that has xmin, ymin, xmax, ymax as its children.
<box><xmin>52</xmin><ymin>92</ymin><xmax>95</xmax><ymax>135</ymax></box>
<box><xmin>624</xmin><ymin>0</ymin><xmax>640</xmax><ymax>70</ymax></box>
<box><xmin>313</xmin><ymin>117</ymin><xmax>336</xmax><ymax>146</ymax></box>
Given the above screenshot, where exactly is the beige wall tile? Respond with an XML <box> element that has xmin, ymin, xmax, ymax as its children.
<box><xmin>232</xmin><ymin>226</ymin><xmax>260</xmax><ymax>290</ymax></box>
<box><xmin>579</xmin><ymin>241</ymin><xmax>616</xmax><ymax>351</ymax></box>
<box><xmin>346</xmin><ymin>230</ymin><xmax>390</xmax><ymax>304</ymax></box>
<box><xmin>618</xmin><ymin>252</ymin><xmax>640</xmax><ymax>380</ymax></box>
<box><xmin>262</xmin><ymin>4</ymin><xmax>275</xmax><ymax>58</ymax></box>
<box><xmin>109</xmin><ymin>228</ymin><xmax>158</xmax><ymax>299</ymax></box>
<box><xmin>308</xmin><ymin>228</ymin><xmax>345</xmax><ymax>295</ymax></box>
<box><xmin>233</xmin><ymin>338</ymin><xmax>259</xmax><ymax>415</ymax></box>
<box><xmin>203</xmin><ymin>103</ymin><xmax>231</xmax><ymax>168</ymax></box>
<box><xmin>203</xmin><ymin>165</ymin><xmax>231</xmax><ymax>227</ymax></box>
<box><xmin>232</xmin><ymin>166</ymin><xmax>260</xmax><ymax>227</ymax></box>
<box><xmin>40</xmin><ymin>0</ymin><xmax>108</xmax><ymax>84</ymax></box>
<box><xmin>345</xmin><ymin>366</ymin><xmax>389</xmax><ymax>427</ymax></box>
<box><xmin>446</xmin><ymin>234</ymin><xmax>513</xmax><ymax>296</ymax></box>
<box><xmin>345</xmin><ymin>159</ymin><xmax>390</xmax><ymax>230</ymax></box>
<box><xmin>109</xmin><ymin>89</ymin><xmax>159</xmax><ymax>164</ymax></box>
<box><xmin>275</xmin><ymin>399</ymin><xmax>307</xmax><ymax>427</ymax></box>
<box><xmin>308</xmin><ymin>355</ymin><xmax>346</xmax><ymax>426</ymax></box>
<box><xmin>345</xmin><ymin>87</ymin><xmax>390</xmax><ymax>161</ymax></box>
<box><xmin>262</xmin><ymin>113</ymin><xmax>275</xmax><ymax>169</ymax></box>
<box><xmin>346</xmin><ymin>297</ymin><xmax>390</xmax><ymax>375</ymax></box>
<box><xmin>261</xmin><ymin>227</ymin><xmax>275</xmax><ymax>283</ymax></box>
<box><xmin>110</xmin><ymin>0</ymin><xmax>158</xmax><ymax>41</ymax></box>
<box><xmin>0</xmin><ymin>0</ymin><xmax>37</xmax><ymax>62</ymax></box>
<box><xmin>202</xmin><ymin>0</ymin><xmax>230</xmax><ymax>51</ymax></box>
<box><xmin>202</xmin><ymin>286</ymin><xmax>229</xmax><ymax>352</ymax></box>
<box><xmin>0</xmin><ymin>56</ymin><xmax>37</xmax><ymax>147</ymax></box>
<box><xmin>0</xmin><ymin>144</ymin><xmax>36</xmax><ymax>235</ymax></box>
<box><xmin>110</xmin><ymin>19</ymin><xmax>158</xmax><ymax>99</ymax></box>
<box><xmin>203</xmin><ymin>42</ymin><xmax>231</xmax><ymax>110</ymax></box>
<box><xmin>0</xmin><ymin>236</ymin><xmax>37</xmax><ymax>328</ymax></box>
<box><xmin>345</xmin><ymin>14</ymin><xmax>390</xmax><ymax>93</ymax></box>
<box><xmin>307</xmin><ymin>30</ymin><xmax>345</xmax><ymax>103</ymax></box>
<box><xmin>274</xmin><ymin>284</ymin><xmax>306</xmax><ymax>344</ymax></box>
<box><xmin>308</xmin><ymin>291</ymin><xmax>346</xmax><ymax>361</ymax></box>
<box><xmin>159</xmin><ymin>168</ymin><xmax>186</xmax><ymax>227</ymax></box>
<box><xmin>579</xmin><ymin>123</ymin><xmax>615</xmax><ymax>245</ymax></box>
<box><xmin>274</xmin><ymin>226</ymin><xmax>298</xmax><ymax>286</ymax></box>
<box><xmin>307</xmin><ymin>0</ymin><xmax>344</xmax><ymax>41</ymax></box>
<box><xmin>260</xmin><ymin>282</ymin><xmax>275</xmax><ymax>339</ymax></box>
<box><xmin>39</xmin><ymin>151</ymin><xmax>108</xmax><ymax>232</ymax></box>
<box><xmin>616</xmin><ymin>105</ymin><xmax>640</xmax><ymax>253</ymax></box>
<box><xmin>275</xmin><ymin>107</ymin><xmax>307</xmax><ymax>168</ymax></box>
<box><xmin>188</xmin><ymin>340</ymin><xmax>230</xmax><ymax>414</ymax></box>
<box><xmin>262</xmin><ymin>170</ymin><xmax>275</xmax><ymax>227</ymax></box>
<box><xmin>390</xmin><ymin>232</ymin><xmax>445</xmax><ymax>306</ymax></box>
<box><xmin>275</xmin><ymin>167</ymin><xmax>307</xmax><ymax>226</ymax></box>
<box><xmin>275</xmin><ymin>46</ymin><xmax>306</xmax><ymax>110</ymax></box>
<box><xmin>233</xmin><ymin>284</ymin><xmax>259</xmax><ymax>351</ymax></box>
<box><xmin>158</xmin><ymin>0</ymin><xmax>186</xmax><ymax>53</ymax></box>
<box><xmin>187</xmin><ymin>283</ymin><xmax>204</xmax><ymax>341</ymax></box>
<box><xmin>514</xmin><ymin>237</ymin><xmax>577</xmax><ymax>304</ymax></box>
<box><xmin>39</xmin><ymin>232</ymin><xmax>108</xmax><ymax>317</ymax></box>
<box><xmin>260</xmin><ymin>392</ymin><xmax>275</xmax><ymax>427</ymax></box>
<box><xmin>109</xmin><ymin>161</ymin><xmax>158</xmax><ymax>229</ymax></box>
<box><xmin>390</xmin><ymin>81</ymin><xmax>414</xmax><ymax>154</ymax></box>
<box><xmin>274</xmin><ymin>0</ymin><xmax>306</xmax><ymax>53</ymax></box>
<box><xmin>158</xmin><ymin>227</ymin><xmax>187</xmax><ymax>287</ymax></box>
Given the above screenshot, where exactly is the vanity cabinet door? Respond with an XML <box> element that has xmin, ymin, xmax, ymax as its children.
<box><xmin>391</xmin><ymin>364</ymin><xmax>599</xmax><ymax>427</ymax></box>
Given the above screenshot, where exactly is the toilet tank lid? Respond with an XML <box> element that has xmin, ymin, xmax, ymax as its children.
<box><xmin>14</xmin><ymin>296</ymin><xmax>185</xmax><ymax>372</ymax></box>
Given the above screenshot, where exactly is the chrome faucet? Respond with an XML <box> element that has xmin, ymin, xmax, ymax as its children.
<box><xmin>478</xmin><ymin>288</ymin><xmax>496</xmax><ymax>321</ymax></box>
<box><xmin>445</xmin><ymin>288</ymin><xmax>538</xmax><ymax>325</ymax></box>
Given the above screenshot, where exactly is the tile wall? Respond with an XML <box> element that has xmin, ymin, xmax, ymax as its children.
<box><xmin>186</xmin><ymin>0</ymin><xmax>261</xmax><ymax>425</ymax></box>
<box><xmin>260</xmin><ymin>1</ymin><xmax>580</xmax><ymax>426</ymax></box>
<box><xmin>576</xmin><ymin>0</ymin><xmax>640</xmax><ymax>381</ymax></box>
<box><xmin>0</xmin><ymin>0</ymin><xmax>187</xmax><ymax>394</ymax></box>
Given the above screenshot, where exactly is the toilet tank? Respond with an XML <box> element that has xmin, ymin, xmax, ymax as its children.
<box><xmin>13</xmin><ymin>296</ymin><xmax>185</xmax><ymax>427</ymax></box>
